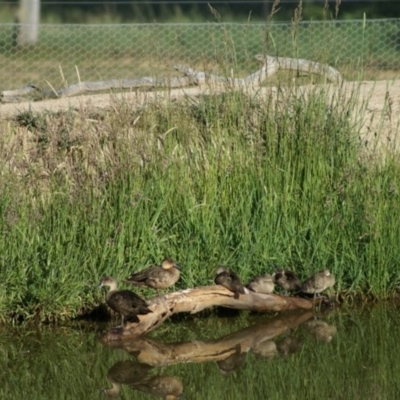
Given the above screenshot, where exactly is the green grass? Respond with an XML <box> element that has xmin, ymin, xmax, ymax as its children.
<box><xmin>0</xmin><ymin>79</ymin><xmax>399</xmax><ymax>322</ymax></box>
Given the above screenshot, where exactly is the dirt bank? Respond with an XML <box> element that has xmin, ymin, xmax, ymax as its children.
<box><xmin>1</xmin><ymin>80</ymin><xmax>399</xmax><ymax>150</ymax></box>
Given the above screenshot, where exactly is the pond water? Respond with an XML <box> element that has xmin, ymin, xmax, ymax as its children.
<box><xmin>1</xmin><ymin>304</ymin><xmax>400</xmax><ymax>399</ymax></box>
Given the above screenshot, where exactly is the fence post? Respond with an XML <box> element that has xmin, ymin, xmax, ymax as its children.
<box><xmin>16</xmin><ymin>0</ymin><xmax>41</xmax><ymax>47</ymax></box>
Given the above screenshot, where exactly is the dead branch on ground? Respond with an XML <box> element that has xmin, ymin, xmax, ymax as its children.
<box><xmin>1</xmin><ymin>55</ymin><xmax>342</xmax><ymax>103</ymax></box>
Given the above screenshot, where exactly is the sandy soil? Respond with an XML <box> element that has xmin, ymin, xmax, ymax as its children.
<box><xmin>1</xmin><ymin>80</ymin><xmax>400</xmax><ymax>150</ymax></box>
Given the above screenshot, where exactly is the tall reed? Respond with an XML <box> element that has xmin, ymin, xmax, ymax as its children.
<box><xmin>0</xmin><ymin>81</ymin><xmax>399</xmax><ymax>322</ymax></box>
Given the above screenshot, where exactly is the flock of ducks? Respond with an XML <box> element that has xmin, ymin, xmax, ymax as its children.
<box><xmin>99</xmin><ymin>257</ymin><xmax>181</xmax><ymax>326</ymax></box>
<box><xmin>99</xmin><ymin>259</ymin><xmax>336</xmax><ymax>326</ymax></box>
<box><xmin>214</xmin><ymin>267</ymin><xmax>335</xmax><ymax>299</ymax></box>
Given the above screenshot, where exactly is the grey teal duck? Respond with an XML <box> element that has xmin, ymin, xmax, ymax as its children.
<box><xmin>214</xmin><ymin>266</ymin><xmax>245</xmax><ymax>299</ymax></box>
<box><xmin>273</xmin><ymin>269</ymin><xmax>302</xmax><ymax>294</ymax></box>
<box><xmin>125</xmin><ymin>258</ymin><xmax>181</xmax><ymax>294</ymax></box>
<box><xmin>99</xmin><ymin>276</ymin><xmax>152</xmax><ymax>324</ymax></box>
<box><xmin>301</xmin><ymin>269</ymin><xmax>335</xmax><ymax>297</ymax></box>
<box><xmin>246</xmin><ymin>273</ymin><xmax>274</xmax><ymax>294</ymax></box>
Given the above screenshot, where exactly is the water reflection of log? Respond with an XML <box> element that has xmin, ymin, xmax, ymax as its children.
<box><xmin>103</xmin><ymin>360</ymin><xmax>183</xmax><ymax>399</ymax></box>
<box><xmin>103</xmin><ymin>311</ymin><xmax>314</xmax><ymax>368</ymax></box>
<box><xmin>102</xmin><ymin>285</ymin><xmax>326</xmax><ymax>341</ymax></box>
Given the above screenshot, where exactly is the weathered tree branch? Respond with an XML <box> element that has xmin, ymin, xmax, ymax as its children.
<box><xmin>254</xmin><ymin>54</ymin><xmax>342</xmax><ymax>83</ymax></box>
<box><xmin>1</xmin><ymin>55</ymin><xmax>342</xmax><ymax>103</ymax></box>
<box><xmin>101</xmin><ymin>285</ymin><xmax>327</xmax><ymax>341</ymax></box>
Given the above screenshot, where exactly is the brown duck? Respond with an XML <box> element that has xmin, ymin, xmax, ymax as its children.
<box><xmin>301</xmin><ymin>269</ymin><xmax>335</xmax><ymax>296</ymax></box>
<box><xmin>214</xmin><ymin>266</ymin><xmax>245</xmax><ymax>299</ymax></box>
<box><xmin>99</xmin><ymin>276</ymin><xmax>152</xmax><ymax>324</ymax></box>
<box><xmin>125</xmin><ymin>258</ymin><xmax>181</xmax><ymax>293</ymax></box>
<box><xmin>246</xmin><ymin>273</ymin><xmax>274</xmax><ymax>294</ymax></box>
<box><xmin>273</xmin><ymin>269</ymin><xmax>302</xmax><ymax>294</ymax></box>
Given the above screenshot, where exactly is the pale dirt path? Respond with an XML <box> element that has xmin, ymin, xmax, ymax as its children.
<box><xmin>1</xmin><ymin>80</ymin><xmax>399</xmax><ymax>149</ymax></box>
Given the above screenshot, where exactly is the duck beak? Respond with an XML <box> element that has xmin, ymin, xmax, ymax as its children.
<box><xmin>174</xmin><ymin>264</ymin><xmax>182</xmax><ymax>270</ymax></box>
<box><xmin>98</xmin><ymin>282</ymin><xmax>104</xmax><ymax>288</ymax></box>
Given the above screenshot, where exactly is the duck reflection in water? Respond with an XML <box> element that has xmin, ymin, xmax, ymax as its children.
<box><xmin>217</xmin><ymin>344</ymin><xmax>247</xmax><ymax>375</ymax></box>
<box><xmin>125</xmin><ymin>258</ymin><xmax>181</xmax><ymax>295</ymax></box>
<box><xmin>214</xmin><ymin>266</ymin><xmax>245</xmax><ymax>299</ymax></box>
<box><xmin>99</xmin><ymin>276</ymin><xmax>153</xmax><ymax>326</ymax></box>
<box><xmin>304</xmin><ymin>319</ymin><xmax>337</xmax><ymax>343</ymax></box>
<box><xmin>252</xmin><ymin>339</ymin><xmax>278</xmax><ymax>360</ymax></box>
<box><xmin>101</xmin><ymin>311</ymin><xmax>337</xmax><ymax>397</ymax></box>
<box><xmin>132</xmin><ymin>374</ymin><xmax>184</xmax><ymax>399</ymax></box>
<box><xmin>276</xmin><ymin>336</ymin><xmax>304</xmax><ymax>356</ymax></box>
<box><xmin>103</xmin><ymin>360</ymin><xmax>183</xmax><ymax>399</ymax></box>
<box><xmin>252</xmin><ymin>336</ymin><xmax>303</xmax><ymax>360</ymax></box>
<box><xmin>103</xmin><ymin>360</ymin><xmax>152</xmax><ymax>398</ymax></box>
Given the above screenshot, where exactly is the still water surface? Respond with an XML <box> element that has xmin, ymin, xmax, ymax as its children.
<box><xmin>1</xmin><ymin>304</ymin><xmax>400</xmax><ymax>399</ymax></box>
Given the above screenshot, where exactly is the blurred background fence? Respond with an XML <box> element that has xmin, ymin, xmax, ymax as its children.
<box><xmin>1</xmin><ymin>17</ymin><xmax>400</xmax><ymax>92</ymax></box>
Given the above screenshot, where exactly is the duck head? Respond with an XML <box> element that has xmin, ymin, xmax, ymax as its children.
<box><xmin>161</xmin><ymin>258</ymin><xmax>181</xmax><ymax>270</ymax></box>
<box><xmin>216</xmin><ymin>266</ymin><xmax>229</xmax><ymax>275</ymax></box>
<box><xmin>98</xmin><ymin>276</ymin><xmax>118</xmax><ymax>291</ymax></box>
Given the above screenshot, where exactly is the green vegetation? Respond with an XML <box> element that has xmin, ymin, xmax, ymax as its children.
<box><xmin>0</xmin><ymin>79</ymin><xmax>399</xmax><ymax>322</ymax></box>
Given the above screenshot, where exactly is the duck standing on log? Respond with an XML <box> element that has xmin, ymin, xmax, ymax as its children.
<box><xmin>125</xmin><ymin>258</ymin><xmax>181</xmax><ymax>294</ymax></box>
<box><xmin>246</xmin><ymin>273</ymin><xmax>275</xmax><ymax>294</ymax></box>
<box><xmin>214</xmin><ymin>266</ymin><xmax>245</xmax><ymax>299</ymax></box>
<box><xmin>301</xmin><ymin>269</ymin><xmax>335</xmax><ymax>298</ymax></box>
<box><xmin>273</xmin><ymin>269</ymin><xmax>302</xmax><ymax>295</ymax></box>
<box><xmin>99</xmin><ymin>276</ymin><xmax>153</xmax><ymax>325</ymax></box>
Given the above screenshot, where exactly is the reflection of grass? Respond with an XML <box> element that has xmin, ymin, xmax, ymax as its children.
<box><xmin>1</xmin><ymin>307</ymin><xmax>400</xmax><ymax>399</ymax></box>
<box><xmin>1</xmin><ymin>19</ymin><xmax>400</xmax><ymax>90</ymax></box>
<box><xmin>1</xmin><ymin>80</ymin><xmax>400</xmax><ymax>321</ymax></box>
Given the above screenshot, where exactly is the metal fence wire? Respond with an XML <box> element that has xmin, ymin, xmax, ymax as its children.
<box><xmin>0</xmin><ymin>18</ymin><xmax>399</xmax><ymax>92</ymax></box>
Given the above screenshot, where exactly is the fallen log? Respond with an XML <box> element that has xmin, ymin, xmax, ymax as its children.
<box><xmin>254</xmin><ymin>54</ymin><xmax>342</xmax><ymax>83</ymax></box>
<box><xmin>1</xmin><ymin>55</ymin><xmax>342</xmax><ymax>102</ymax></box>
<box><xmin>101</xmin><ymin>285</ymin><xmax>328</xmax><ymax>341</ymax></box>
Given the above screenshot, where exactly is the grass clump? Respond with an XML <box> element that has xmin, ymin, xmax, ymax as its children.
<box><xmin>0</xmin><ymin>82</ymin><xmax>399</xmax><ymax>322</ymax></box>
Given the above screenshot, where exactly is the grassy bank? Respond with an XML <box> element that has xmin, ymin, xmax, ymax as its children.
<box><xmin>0</xmin><ymin>82</ymin><xmax>399</xmax><ymax>322</ymax></box>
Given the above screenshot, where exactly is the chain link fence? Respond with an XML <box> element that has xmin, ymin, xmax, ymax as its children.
<box><xmin>0</xmin><ymin>18</ymin><xmax>399</xmax><ymax>92</ymax></box>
